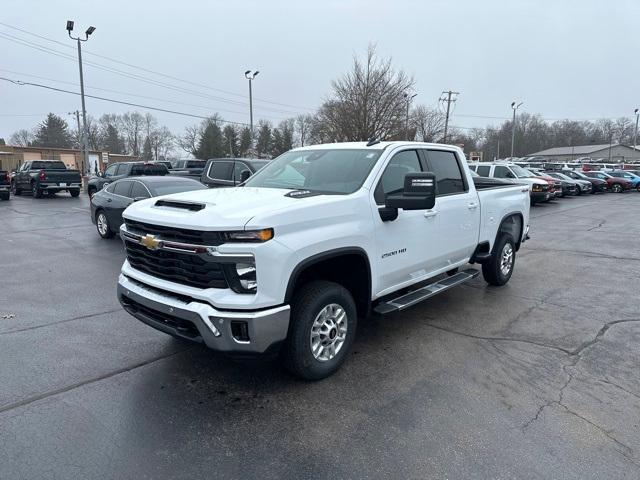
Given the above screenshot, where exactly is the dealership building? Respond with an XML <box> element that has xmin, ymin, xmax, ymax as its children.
<box><xmin>528</xmin><ymin>144</ymin><xmax>640</xmax><ymax>162</ymax></box>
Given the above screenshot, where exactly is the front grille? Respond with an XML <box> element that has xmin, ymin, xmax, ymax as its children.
<box><xmin>125</xmin><ymin>241</ymin><xmax>228</xmax><ymax>289</ymax></box>
<box><xmin>124</xmin><ymin>219</ymin><xmax>224</xmax><ymax>246</ymax></box>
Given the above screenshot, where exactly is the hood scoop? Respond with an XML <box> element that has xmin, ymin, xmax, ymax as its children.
<box><xmin>154</xmin><ymin>199</ymin><xmax>205</xmax><ymax>211</ymax></box>
<box><xmin>285</xmin><ymin>189</ymin><xmax>321</xmax><ymax>199</ymax></box>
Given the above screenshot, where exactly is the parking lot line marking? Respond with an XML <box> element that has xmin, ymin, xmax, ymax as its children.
<box><xmin>0</xmin><ymin>308</ymin><xmax>123</xmax><ymax>336</ymax></box>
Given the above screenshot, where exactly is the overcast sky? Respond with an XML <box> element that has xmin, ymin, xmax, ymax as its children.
<box><xmin>2</xmin><ymin>0</ymin><xmax>639</xmax><ymax>143</ymax></box>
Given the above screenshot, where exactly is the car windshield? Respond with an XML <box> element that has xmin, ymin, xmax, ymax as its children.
<box><xmin>153</xmin><ymin>182</ymin><xmax>207</xmax><ymax>196</ymax></box>
<box><xmin>511</xmin><ymin>165</ymin><xmax>535</xmax><ymax>178</ymax></box>
<box><xmin>243</xmin><ymin>149</ymin><xmax>382</xmax><ymax>194</ymax></box>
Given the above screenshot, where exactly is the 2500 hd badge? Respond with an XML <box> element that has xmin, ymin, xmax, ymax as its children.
<box><xmin>382</xmin><ymin>248</ymin><xmax>407</xmax><ymax>259</ymax></box>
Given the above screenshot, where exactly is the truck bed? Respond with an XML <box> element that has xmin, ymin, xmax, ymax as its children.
<box><xmin>472</xmin><ymin>176</ymin><xmax>516</xmax><ymax>190</ymax></box>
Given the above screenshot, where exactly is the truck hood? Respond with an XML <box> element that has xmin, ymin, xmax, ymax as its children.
<box><xmin>123</xmin><ymin>187</ymin><xmax>333</xmax><ymax>230</ymax></box>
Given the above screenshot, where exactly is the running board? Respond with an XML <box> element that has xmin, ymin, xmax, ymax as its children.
<box><xmin>373</xmin><ymin>268</ymin><xmax>480</xmax><ymax>315</ymax></box>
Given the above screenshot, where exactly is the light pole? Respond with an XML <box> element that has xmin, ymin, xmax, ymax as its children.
<box><xmin>403</xmin><ymin>92</ymin><xmax>417</xmax><ymax>140</ymax></box>
<box><xmin>634</xmin><ymin>108</ymin><xmax>639</xmax><ymax>157</ymax></box>
<box><xmin>67</xmin><ymin>20</ymin><xmax>95</xmax><ymax>179</ymax></box>
<box><xmin>510</xmin><ymin>101</ymin><xmax>523</xmax><ymax>158</ymax></box>
<box><xmin>244</xmin><ymin>70</ymin><xmax>259</xmax><ymax>133</ymax></box>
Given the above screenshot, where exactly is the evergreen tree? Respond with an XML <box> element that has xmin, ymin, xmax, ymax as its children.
<box><xmin>271</xmin><ymin>128</ymin><xmax>283</xmax><ymax>157</ymax></box>
<box><xmin>239</xmin><ymin>127</ymin><xmax>253</xmax><ymax>156</ymax></box>
<box><xmin>142</xmin><ymin>136</ymin><xmax>153</xmax><ymax>161</ymax></box>
<box><xmin>32</xmin><ymin>113</ymin><xmax>73</xmax><ymax>148</ymax></box>
<box><xmin>0</xmin><ymin>138</ymin><xmax>5</xmax><ymax>146</ymax></box>
<box><xmin>103</xmin><ymin>124</ymin><xmax>124</xmax><ymax>154</ymax></box>
<box><xmin>255</xmin><ymin>121</ymin><xmax>272</xmax><ymax>157</ymax></box>
<box><xmin>222</xmin><ymin>125</ymin><xmax>239</xmax><ymax>157</ymax></box>
<box><xmin>195</xmin><ymin>121</ymin><xmax>225</xmax><ymax>159</ymax></box>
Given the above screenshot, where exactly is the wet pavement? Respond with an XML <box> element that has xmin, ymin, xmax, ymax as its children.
<box><xmin>1</xmin><ymin>190</ymin><xmax>639</xmax><ymax>479</ymax></box>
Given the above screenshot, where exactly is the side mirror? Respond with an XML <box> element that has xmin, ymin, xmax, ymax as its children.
<box><xmin>381</xmin><ymin>172</ymin><xmax>437</xmax><ymax>221</ymax></box>
<box><xmin>239</xmin><ymin>170</ymin><xmax>252</xmax><ymax>183</ymax></box>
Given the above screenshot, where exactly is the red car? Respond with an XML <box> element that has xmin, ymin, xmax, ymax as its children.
<box><xmin>583</xmin><ymin>171</ymin><xmax>633</xmax><ymax>193</ymax></box>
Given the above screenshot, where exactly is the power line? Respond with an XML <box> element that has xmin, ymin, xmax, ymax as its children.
<box><xmin>0</xmin><ymin>21</ymin><xmax>317</xmax><ymax>112</ymax></box>
<box><xmin>0</xmin><ymin>76</ymin><xmax>251</xmax><ymax>126</ymax></box>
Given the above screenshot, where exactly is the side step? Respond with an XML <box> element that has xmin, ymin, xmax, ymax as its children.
<box><xmin>373</xmin><ymin>268</ymin><xmax>480</xmax><ymax>315</ymax></box>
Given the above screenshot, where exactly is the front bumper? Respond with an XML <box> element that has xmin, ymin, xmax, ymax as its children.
<box><xmin>531</xmin><ymin>191</ymin><xmax>550</xmax><ymax>202</ymax></box>
<box><xmin>117</xmin><ymin>274</ymin><xmax>290</xmax><ymax>354</ymax></box>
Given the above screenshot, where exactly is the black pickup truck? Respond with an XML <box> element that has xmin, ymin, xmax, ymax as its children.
<box><xmin>200</xmin><ymin>158</ymin><xmax>269</xmax><ymax>187</ymax></box>
<box><xmin>12</xmin><ymin>160</ymin><xmax>82</xmax><ymax>198</ymax></box>
<box><xmin>169</xmin><ymin>159</ymin><xmax>207</xmax><ymax>179</ymax></box>
<box><xmin>0</xmin><ymin>170</ymin><xmax>10</xmax><ymax>200</ymax></box>
<box><xmin>87</xmin><ymin>162</ymin><xmax>169</xmax><ymax>197</ymax></box>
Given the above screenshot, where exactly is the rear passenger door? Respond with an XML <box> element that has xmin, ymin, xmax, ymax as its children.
<box><xmin>204</xmin><ymin>161</ymin><xmax>234</xmax><ymax>187</ymax></box>
<box><xmin>421</xmin><ymin>149</ymin><xmax>481</xmax><ymax>270</ymax></box>
<box><xmin>107</xmin><ymin>180</ymin><xmax>133</xmax><ymax>226</ymax></box>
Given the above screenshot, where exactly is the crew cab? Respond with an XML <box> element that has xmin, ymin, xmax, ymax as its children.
<box><xmin>0</xmin><ymin>170</ymin><xmax>10</xmax><ymax>200</ymax></box>
<box><xmin>200</xmin><ymin>158</ymin><xmax>270</xmax><ymax>188</ymax></box>
<box><xmin>12</xmin><ymin>160</ymin><xmax>81</xmax><ymax>198</ymax></box>
<box><xmin>468</xmin><ymin>162</ymin><xmax>551</xmax><ymax>204</ymax></box>
<box><xmin>117</xmin><ymin>142</ymin><xmax>530</xmax><ymax>380</ymax></box>
<box><xmin>88</xmin><ymin>162</ymin><xmax>169</xmax><ymax>198</ymax></box>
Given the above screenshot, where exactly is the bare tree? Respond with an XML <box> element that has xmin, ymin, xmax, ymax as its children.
<box><xmin>9</xmin><ymin>129</ymin><xmax>34</xmax><ymax>146</ymax></box>
<box><xmin>314</xmin><ymin>45</ymin><xmax>414</xmax><ymax>141</ymax></box>
<box><xmin>121</xmin><ymin>112</ymin><xmax>145</xmax><ymax>156</ymax></box>
<box><xmin>152</xmin><ymin>126</ymin><xmax>174</xmax><ymax>160</ymax></box>
<box><xmin>179</xmin><ymin>124</ymin><xmax>202</xmax><ymax>156</ymax></box>
<box><xmin>295</xmin><ymin>114</ymin><xmax>314</xmax><ymax>146</ymax></box>
<box><xmin>412</xmin><ymin>105</ymin><xmax>446</xmax><ymax>142</ymax></box>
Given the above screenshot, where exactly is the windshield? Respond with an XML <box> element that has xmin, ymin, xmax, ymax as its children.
<box><xmin>244</xmin><ymin>149</ymin><xmax>382</xmax><ymax>194</ymax></box>
<box><xmin>511</xmin><ymin>165</ymin><xmax>535</xmax><ymax>178</ymax></box>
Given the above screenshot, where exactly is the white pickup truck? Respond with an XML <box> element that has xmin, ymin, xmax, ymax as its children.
<box><xmin>117</xmin><ymin>142</ymin><xmax>530</xmax><ymax>379</ymax></box>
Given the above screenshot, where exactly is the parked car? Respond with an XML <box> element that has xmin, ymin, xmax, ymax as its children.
<box><xmin>561</xmin><ymin>170</ymin><xmax>608</xmax><ymax>193</ymax></box>
<box><xmin>468</xmin><ymin>162</ymin><xmax>551</xmax><ymax>204</ymax></box>
<box><xmin>0</xmin><ymin>170</ymin><xmax>11</xmax><ymax>200</ymax></box>
<box><xmin>11</xmin><ymin>160</ymin><xmax>82</xmax><ymax>198</ymax></box>
<box><xmin>528</xmin><ymin>168</ymin><xmax>577</xmax><ymax>197</ymax></box>
<box><xmin>151</xmin><ymin>161</ymin><xmax>173</xmax><ymax>170</ymax></box>
<box><xmin>87</xmin><ymin>162</ymin><xmax>169</xmax><ymax>198</ymax></box>
<box><xmin>608</xmin><ymin>170</ymin><xmax>640</xmax><ymax>191</ymax></box>
<box><xmin>118</xmin><ymin>142</ymin><xmax>531</xmax><ymax>379</ymax></box>
<box><xmin>583</xmin><ymin>171</ymin><xmax>633</xmax><ymax>193</ymax></box>
<box><xmin>90</xmin><ymin>176</ymin><xmax>207</xmax><ymax>239</ymax></box>
<box><xmin>170</xmin><ymin>159</ymin><xmax>207</xmax><ymax>178</ymax></box>
<box><xmin>545</xmin><ymin>172</ymin><xmax>592</xmax><ymax>195</ymax></box>
<box><xmin>200</xmin><ymin>158</ymin><xmax>270</xmax><ymax>188</ymax></box>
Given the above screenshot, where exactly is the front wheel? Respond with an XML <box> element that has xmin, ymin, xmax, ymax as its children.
<box><xmin>482</xmin><ymin>234</ymin><xmax>516</xmax><ymax>286</ymax></box>
<box><xmin>612</xmin><ymin>184</ymin><xmax>622</xmax><ymax>193</ymax></box>
<box><xmin>282</xmin><ymin>280</ymin><xmax>357</xmax><ymax>380</ymax></box>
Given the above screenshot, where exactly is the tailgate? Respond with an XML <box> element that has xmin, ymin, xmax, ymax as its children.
<box><xmin>42</xmin><ymin>170</ymin><xmax>82</xmax><ymax>183</ymax></box>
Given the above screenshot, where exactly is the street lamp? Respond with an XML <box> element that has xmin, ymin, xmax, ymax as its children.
<box><xmin>403</xmin><ymin>92</ymin><xmax>417</xmax><ymax>140</ymax></box>
<box><xmin>634</xmin><ymin>108</ymin><xmax>639</xmax><ymax>158</ymax></box>
<box><xmin>510</xmin><ymin>101</ymin><xmax>523</xmax><ymax>158</ymax></box>
<box><xmin>67</xmin><ymin>20</ymin><xmax>96</xmax><ymax>179</ymax></box>
<box><xmin>244</xmin><ymin>70</ymin><xmax>259</xmax><ymax>133</ymax></box>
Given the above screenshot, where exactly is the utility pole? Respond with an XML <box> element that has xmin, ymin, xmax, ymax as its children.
<box><xmin>510</xmin><ymin>101</ymin><xmax>523</xmax><ymax>157</ymax></box>
<box><xmin>634</xmin><ymin>108</ymin><xmax>639</xmax><ymax>157</ymax></box>
<box><xmin>440</xmin><ymin>90</ymin><xmax>459</xmax><ymax>143</ymax></box>
<box><xmin>244</xmin><ymin>70</ymin><xmax>259</xmax><ymax>133</ymax></box>
<box><xmin>403</xmin><ymin>92</ymin><xmax>417</xmax><ymax>140</ymax></box>
<box><xmin>496</xmin><ymin>139</ymin><xmax>500</xmax><ymax>160</ymax></box>
<box><xmin>68</xmin><ymin>110</ymin><xmax>82</xmax><ymax>166</ymax></box>
<box><xmin>66</xmin><ymin>21</ymin><xmax>95</xmax><ymax>181</ymax></box>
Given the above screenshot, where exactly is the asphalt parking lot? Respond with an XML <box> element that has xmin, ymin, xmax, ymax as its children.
<box><xmin>1</xmin><ymin>191</ymin><xmax>639</xmax><ymax>479</ymax></box>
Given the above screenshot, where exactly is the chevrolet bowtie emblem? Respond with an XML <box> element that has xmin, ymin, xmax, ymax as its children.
<box><xmin>140</xmin><ymin>234</ymin><xmax>162</xmax><ymax>250</ymax></box>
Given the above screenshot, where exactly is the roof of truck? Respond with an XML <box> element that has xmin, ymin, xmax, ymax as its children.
<box><xmin>292</xmin><ymin>141</ymin><xmax>460</xmax><ymax>151</ymax></box>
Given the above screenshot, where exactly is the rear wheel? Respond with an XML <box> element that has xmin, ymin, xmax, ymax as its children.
<box><xmin>32</xmin><ymin>182</ymin><xmax>42</xmax><ymax>198</ymax></box>
<box><xmin>282</xmin><ymin>280</ymin><xmax>356</xmax><ymax>380</ymax></box>
<box><xmin>96</xmin><ymin>210</ymin><xmax>115</xmax><ymax>239</ymax></box>
<box><xmin>482</xmin><ymin>234</ymin><xmax>516</xmax><ymax>286</ymax></box>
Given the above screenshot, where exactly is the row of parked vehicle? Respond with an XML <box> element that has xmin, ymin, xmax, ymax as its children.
<box><xmin>467</xmin><ymin>161</ymin><xmax>640</xmax><ymax>205</ymax></box>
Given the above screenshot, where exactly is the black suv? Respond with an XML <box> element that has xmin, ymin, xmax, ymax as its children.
<box><xmin>200</xmin><ymin>158</ymin><xmax>269</xmax><ymax>188</ymax></box>
<box><xmin>88</xmin><ymin>162</ymin><xmax>168</xmax><ymax>197</ymax></box>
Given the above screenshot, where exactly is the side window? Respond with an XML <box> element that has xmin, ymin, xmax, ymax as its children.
<box><xmin>234</xmin><ymin>162</ymin><xmax>251</xmax><ymax>183</ymax></box>
<box><xmin>374</xmin><ymin>150</ymin><xmax>422</xmax><ymax>204</ymax></box>
<box><xmin>476</xmin><ymin>165</ymin><xmax>491</xmax><ymax>177</ymax></box>
<box><xmin>208</xmin><ymin>161</ymin><xmax>233</xmax><ymax>181</ymax></box>
<box><xmin>426</xmin><ymin>150</ymin><xmax>466</xmax><ymax>195</ymax></box>
<box><xmin>131</xmin><ymin>182</ymin><xmax>150</xmax><ymax>199</ymax></box>
<box><xmin>494</xmin><ymin>166</ymin><xmax>514</xmax><ymax>179</ymax></box>
<box><xmin>104</xmin><ymin>164</ymin><xmax>118</xmax><ymax>178</ymax></box>
<box><xmin>468</xmin><ymin>164</ymin><xmax>477</xmax><ymax>172</ymax></box>
<box><xmin>113</xmin><ymin>180</ymin><xmax>132</xmax><ymax>198</ymax></box>
<box><xmin>114</xmin><ymin>164</ymin><xmax>128</xmax><ymax>176</ymax></box>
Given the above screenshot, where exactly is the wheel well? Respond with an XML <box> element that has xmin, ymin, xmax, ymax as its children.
<box><xmin>497</xmin><ymin>213</ymin><xmax>523</xmax><ymax>251</ymax></box>
<box><xmin>285</xmin><ymin>251</ymin><xmax>371</xmax><ymax>318</ymax></box>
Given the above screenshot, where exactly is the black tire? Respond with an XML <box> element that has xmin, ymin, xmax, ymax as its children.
<box><xmin>282</xmin><ymin>280</ymin><xmax>357</xmax><ymax>380</ymax></box>
<box><xmin>612</xmin><ymin>183</ymin><xmax>622</xmax><ymax>193</ymax></box>
<box><xmin>446</xmin><ymin>267</ymin><xmax>459</xmax><ymax>276</ymax></box>
<box><xmin>12</xmin><ymin>182</ymin><xmax>21</xmax><ymax>196</ymax></box>
<box><xmin>88</xmin><ymin>187</ymin><xmax>96</xmax><ymax>199</ymax></box>
<box><xmin>95</xmin><ymin>210</ymin><xmax>115</xmax><ymax>239</ymax></box>
<box><xmin>0</xmin><ymin>192</ymin><xmax>9</xmax><ymax>201</ymax></box>
<box><xmin>482</xmin><ymin>234</ymin><xmax>516</xmax><ymax>287</ymax></box>
<box><xmin>70</xmin><ymin>189</ymin><xmax>80</xmax><ymax>197</ymax></box>
<box><xmin>32</xmin><ymin>182</ymin><xmax>42</xmax><ymax>199</ymax></box>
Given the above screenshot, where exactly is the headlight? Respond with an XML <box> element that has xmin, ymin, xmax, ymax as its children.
<box><xmin>532</xmin><ymin>184</ymin><xmax>542</xmax><ymax>192</ymax></box>
<box><xmin>222</xmin><ymin>228</ymin><xmax>273</xmax><ymax>242</ymax></box>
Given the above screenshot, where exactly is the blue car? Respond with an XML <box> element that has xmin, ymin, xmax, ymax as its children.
<box><xmin>609</xmin><ymin>170</ymin><xmax>640</xmax><ymax>190</ymax></box>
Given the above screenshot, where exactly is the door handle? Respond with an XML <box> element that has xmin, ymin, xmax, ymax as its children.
<box><xmin>107</xmin><ymin>198</ymin><xmax>112</xmax><ymax>203</ymax></box>
<box><xmin>467</xmin><ymin>202</ymin><xmax>478</xmax><ymax>210</ymax></box>
<box><xmin>424</xmin><ymin>210</ymin><xmax>438</xmax><ymax>218</ymax></box>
